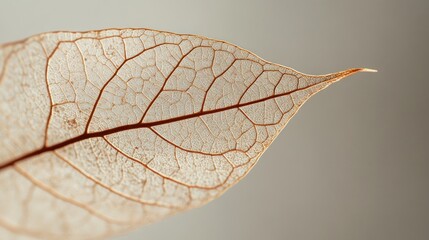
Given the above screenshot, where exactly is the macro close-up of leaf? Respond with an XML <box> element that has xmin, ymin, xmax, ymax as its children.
<box><xmin>0</xmin><ymin>28</ymin><xmax>375</xmax><ymax>239</ymax></box>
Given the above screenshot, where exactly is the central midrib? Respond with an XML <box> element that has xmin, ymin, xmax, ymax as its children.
<box><xmin>0</xmin><ymin>83</ymin><xmax>320</xmax><ymax>170</ymax></box>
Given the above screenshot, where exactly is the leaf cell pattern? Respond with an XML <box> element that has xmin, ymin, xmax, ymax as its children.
<box><xmin>0</xmin><ymin>28</ymin><xmax>370</xmax><ymax>239</ymax></box>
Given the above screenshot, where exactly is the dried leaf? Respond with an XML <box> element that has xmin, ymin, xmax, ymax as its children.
<box><xmin>0</xmin><ymin>28</ymin><xmax>375</xmax><ymax>239</ymax></box>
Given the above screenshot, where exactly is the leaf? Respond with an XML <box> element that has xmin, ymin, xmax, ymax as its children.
<box><xmin>0</xmin><ymin>28</ymin><xmax>375</xmax><ymax>239</ymax></box>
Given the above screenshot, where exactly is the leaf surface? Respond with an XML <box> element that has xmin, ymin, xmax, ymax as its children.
<box><xmin>0</xmin><ymin>28</ymin><xmax>373</xmax><ymax>239</ymax></box>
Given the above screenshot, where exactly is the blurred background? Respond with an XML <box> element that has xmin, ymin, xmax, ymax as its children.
<box><xmin>1</xmin><ymin>0</ymin><xmax>428</xmax><ymax>239</ymax></box>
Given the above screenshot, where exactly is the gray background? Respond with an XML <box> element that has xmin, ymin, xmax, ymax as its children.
<box><xmin>1</xmin><ymin>0</ymin><xmax>428</xmax><ymax>239</ymax></box>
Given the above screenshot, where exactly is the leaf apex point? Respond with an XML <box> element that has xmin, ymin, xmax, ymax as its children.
<box><xmin>360</xmin><ymin>68</ymin><xmax>378</xmax><ymax>73</ymax></box>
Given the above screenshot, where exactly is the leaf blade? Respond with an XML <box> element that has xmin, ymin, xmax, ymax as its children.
<box><xmin>0</xmin><ymin>28</ymin><xmax>372</xmax><ymax>239</ymax></box>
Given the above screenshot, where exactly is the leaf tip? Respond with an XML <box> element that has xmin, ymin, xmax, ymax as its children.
<box><xmin>360</xmin><ymin>68</ymin><xmax>378</xmax><ymax>73</ymax></box>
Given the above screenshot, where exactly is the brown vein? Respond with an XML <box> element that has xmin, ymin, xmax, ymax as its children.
<box><xmin>139</xmin><ymin>45</ymin><xmax>196</xmax><ymax>123</ymax></box>
<box><xmin>13</xmin><ymin>165</ymin><xmax>129</xmax><ymax>225</ymax></box>
<box><xmin>150</xmin><ymin>125</ymin><xmax>248</xmax><ymax>157</ymax></box>
<box><xmin>83</xmin><ymin>42</ymin><xmax>174</xmax><ymax>134</ymax></box>
<box><xmin>0</xmin><ymin>217</ymin><xmax>54</xmax><ymax>240</ymax></box>
<box><xmin>103</xmin><ymin>136</ymin><xmax>233</xmax><ymax>190</ymax></box>
<box><xmin>52</xmin><ymin>151</ymin><xmax>177</xmax><ymax>209</ymax></box>
<box><xmin>0</xmin><ymin>68</ymin><xmax>363</xmax><ymax>171</ymax></box>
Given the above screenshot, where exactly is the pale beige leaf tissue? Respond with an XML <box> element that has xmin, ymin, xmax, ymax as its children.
<box><xmin>0</xmin><ymin>28</ymin><xmax>375</xmax><ymax>239</ymax></box>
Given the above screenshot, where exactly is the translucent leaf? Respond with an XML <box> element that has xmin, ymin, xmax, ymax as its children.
<box><xmin>0</xmin><ymin>28</ymin><xmax>375</xmax><ymax>239</ymax></box>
